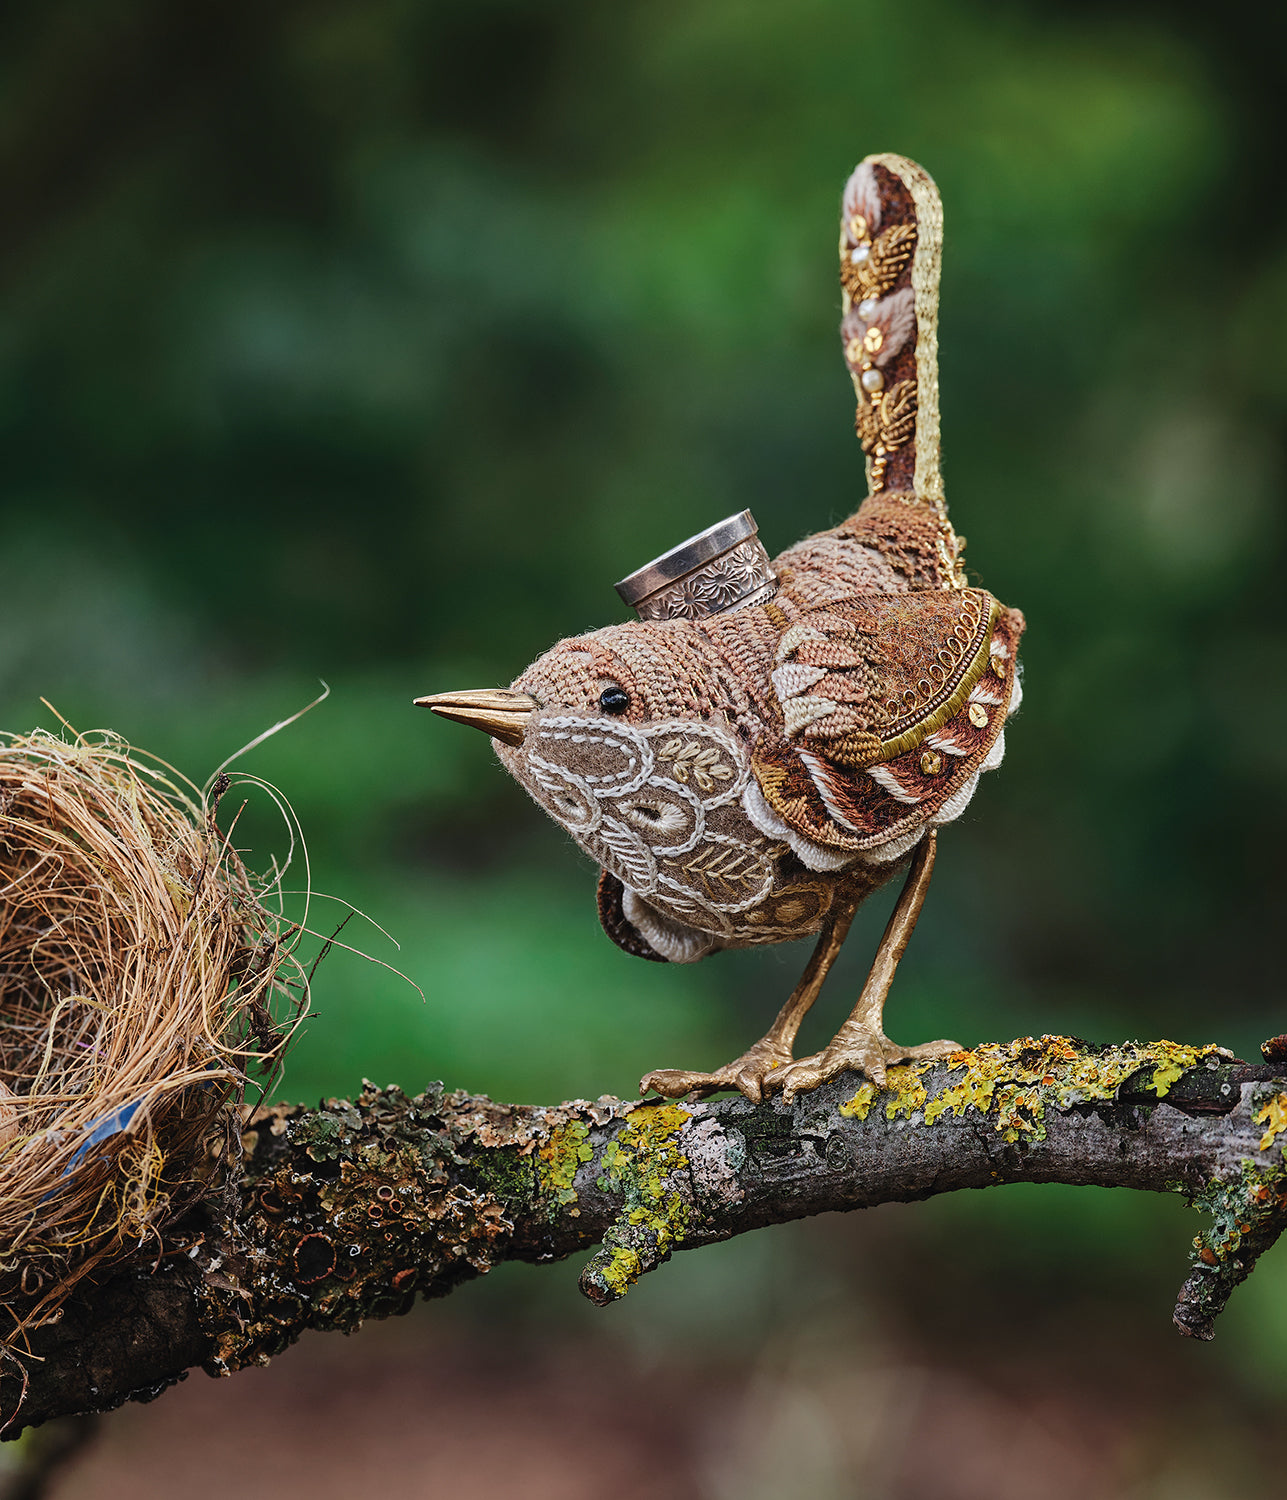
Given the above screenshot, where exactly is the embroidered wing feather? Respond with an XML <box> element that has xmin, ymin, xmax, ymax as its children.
<box><xmin>752</xmin><ymin>589</ymin><xmax>1024</xmax><ymax>854</ymax></box>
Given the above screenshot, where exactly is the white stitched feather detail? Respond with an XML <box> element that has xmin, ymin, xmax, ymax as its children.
<box><xmin>771</xmin><ymin>663</ymin><xmax>828</xmax><ymax>700</ymax></box>
<box><xmin>866</xmin><ymin>764</ymin><xmax>922</xmax><ymax>805</ymax></box>
<box><xmin>782</xmin><ymin>695</ymin><xmax>839</xmax><ymax>736</ymax></box>
<box><xmin>797</xmin><ymin>748</ymin><xmax>864</xmax><ymax>833</ymax></box>
<box><xmin>775</xmin><ymin>625</ymin><xmax>825</xmax><ymax>663</ymax></box>
<box><xmin>925</xmin><ymin>729</ymin><xmax>969</xmax><ymax>757</ymax></box>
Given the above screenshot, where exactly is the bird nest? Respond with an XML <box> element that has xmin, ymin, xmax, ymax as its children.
<box><xmin>0</xmin><ymin>729</ymin><xmax>303</xmax><ymax>1343</ymax></box>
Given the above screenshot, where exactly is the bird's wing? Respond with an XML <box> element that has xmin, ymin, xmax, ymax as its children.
<box><xmin>751</xmin><ymin>588</ymin><xmax>1025</xmax><ymax>854</ymax></box>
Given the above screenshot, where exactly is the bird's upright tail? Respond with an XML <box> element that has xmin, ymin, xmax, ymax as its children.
<box><xmin>773</xmin><ymin>154</ymin><xmax>961</xmax><ymax>597</ymax></box>
<box><xmin>838</xmin><ymin>154</ymin><xmax>945</xmax><ymax>517</ymax></box>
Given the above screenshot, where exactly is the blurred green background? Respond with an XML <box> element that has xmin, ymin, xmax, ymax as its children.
<box><xmin>4</xmin><ymin>0</ymin><xmax>1286</xmax><ymax>1495</ymax></box>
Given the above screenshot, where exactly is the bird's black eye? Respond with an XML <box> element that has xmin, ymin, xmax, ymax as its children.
<box><xmin>599</xmin><ymin>686</ymin><xmax>630</xmax><ymax>715</ymax></box>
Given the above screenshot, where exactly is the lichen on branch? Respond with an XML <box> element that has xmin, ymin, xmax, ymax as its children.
<box><xmin>6</xmin><ymin>1036</ymin><xmax>1287</xmax><ymax>1436</ymax></box>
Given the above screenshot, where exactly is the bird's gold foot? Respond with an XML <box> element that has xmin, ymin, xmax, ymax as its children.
<box><xmin>640</xmin><ymin>1037</ymin><xmax>795</xmax><ymax>1104</ymax></box>
<box><xmin>769</xmin><ymin>1031</ymin><xmax>961</xmax><ymax>1104</ymax></box>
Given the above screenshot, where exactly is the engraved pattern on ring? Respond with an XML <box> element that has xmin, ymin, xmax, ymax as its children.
<box><xmin>634</xmin><ymin>539</ymin><xmax>777</xmax><ymax>622</ymax></box>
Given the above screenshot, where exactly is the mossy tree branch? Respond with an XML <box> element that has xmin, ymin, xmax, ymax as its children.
<box><xmin>6</xmin><ymin>1036</ymin><xmax>1287</xmax><ymax>1436</ymax></box>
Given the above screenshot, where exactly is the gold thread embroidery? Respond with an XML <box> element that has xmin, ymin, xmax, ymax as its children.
<box><xmin>840</xmin><ymin>223</ymin><xmax>916</xmax><ymax>304</ymax></box>
<box><xmin>855</xmin><ymin>380</ymin><xmax>919</xmax><ymax>493</ymax></box>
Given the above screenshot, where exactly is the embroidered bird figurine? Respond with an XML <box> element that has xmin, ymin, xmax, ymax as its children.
<box><xmin>419</xmin><ymin>153</ymin><xmax>1024</xmax><ymax>1103</ymax></box>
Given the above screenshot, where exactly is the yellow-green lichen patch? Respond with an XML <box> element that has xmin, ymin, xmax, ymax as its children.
<box><xmin>536</xmin><ymin>1119</ymin><xmax>595</xmax><ymax>1206</ymax></box>
<box><xmin>880</xmin><ymin>1065</ymin><xmax>929</xmax><ymax>1121</ymax></box>
<box><xmin>839</xmin><ymin>1081</ymin><xmax>880</xmax><ymax>1120</ymax></box>
<box><xmin>582</xmin><ymin>1102</ymin><xmax>692</xmax><ymax>1301</ymax></box>
<box><xmin>1150</xmin><ymin>1044</ymin><xmax>1214</xmax><ymax>1097</ymax></box>
<box><xmin>841</xmin><ymin>1037</ymin><xmax>1226</xmax><ymax>1146</ymax></box>
<box><xmin>921</xmin><ymin>1052</ymin><xmax>996</xmax><ymax>1128</ymax></box>
<box><xmin>839</xmin><ymin>1065</ymin><xmax>931</xmax><ymax>1124</ymax></box>
<box><xmin>599</xmin><ymin>1104</ymin><xmax>692</xmax><ymax>1250</ymax></box>
<box><xmin>1255</xmin><ymin>1094</ymin><xmax>1287</xmax><ymax>1153</ymax></box>
<box><xmin>597</xmin><ymin>1246</ymin><xmax>644</xmax><ymax>1300</ymax></box>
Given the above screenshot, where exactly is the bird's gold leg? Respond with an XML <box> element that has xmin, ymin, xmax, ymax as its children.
<box><xmin>768</xmin><ymin>830</ymin><xmax>960</xmax><ymax>1104</ymax></box>
<box><xmin>640</xmin><ymin>888</ymin><xmax>864</xmax><ymax>1104</ymax></box>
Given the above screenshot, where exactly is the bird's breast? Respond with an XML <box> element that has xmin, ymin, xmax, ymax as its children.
<box><xmin>498</xmin><ymin>707</ymin><xmax>892</xmax><ymax>951</ymax></box>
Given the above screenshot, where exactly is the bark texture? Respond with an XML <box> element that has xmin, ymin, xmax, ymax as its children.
<box><xmin>5</xmin><ymin>1036</ymin><xmax>1287</xmax><ymax>1436</ymax></box>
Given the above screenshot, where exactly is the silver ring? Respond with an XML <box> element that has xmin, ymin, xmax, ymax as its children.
<box><xmin>615</xmin><ymin>510</ymin><xmax>777</xmax><ymax>622</ymax></box>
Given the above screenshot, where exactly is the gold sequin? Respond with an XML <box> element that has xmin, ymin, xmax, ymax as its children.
<box><xmin>968</xmin><ymin>703</ymin><xmax>989</xmax><ymax>729</ymax></box>
<box><xmin>863</xmin><ymin>326</ymin><xmax>884</xmax><ymax>353</ymax></box>
<box><xmin>849</xmin><ymin>214</ymin><xmax>868</xmax><ymax>241</ymax></box>
<box><xmin>991</xmin><ymin>653</ymin><xmax>1006</xmax><ymax>677</ymax></box>
<box><xmin>920</xmin><ymin>750</ymin><xmax>942</xmax><ymax>776</ymax></box>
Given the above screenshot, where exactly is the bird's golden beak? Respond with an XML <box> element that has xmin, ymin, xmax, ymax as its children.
<box><xmin>414</xmin><ymin>688</ymin><xmax>540</xmax><ymax>748</ymax></box>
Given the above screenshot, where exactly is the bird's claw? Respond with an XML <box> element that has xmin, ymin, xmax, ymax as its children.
<box><xmin>640</xmin><ymin>1040</ymin><xmax>794</xmax><ymax>1104</ymax></box>
<box><xmin>769</xmin><ymin>1033</ymin><xmax>961</xmax><ymax>1104</ymax></box>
